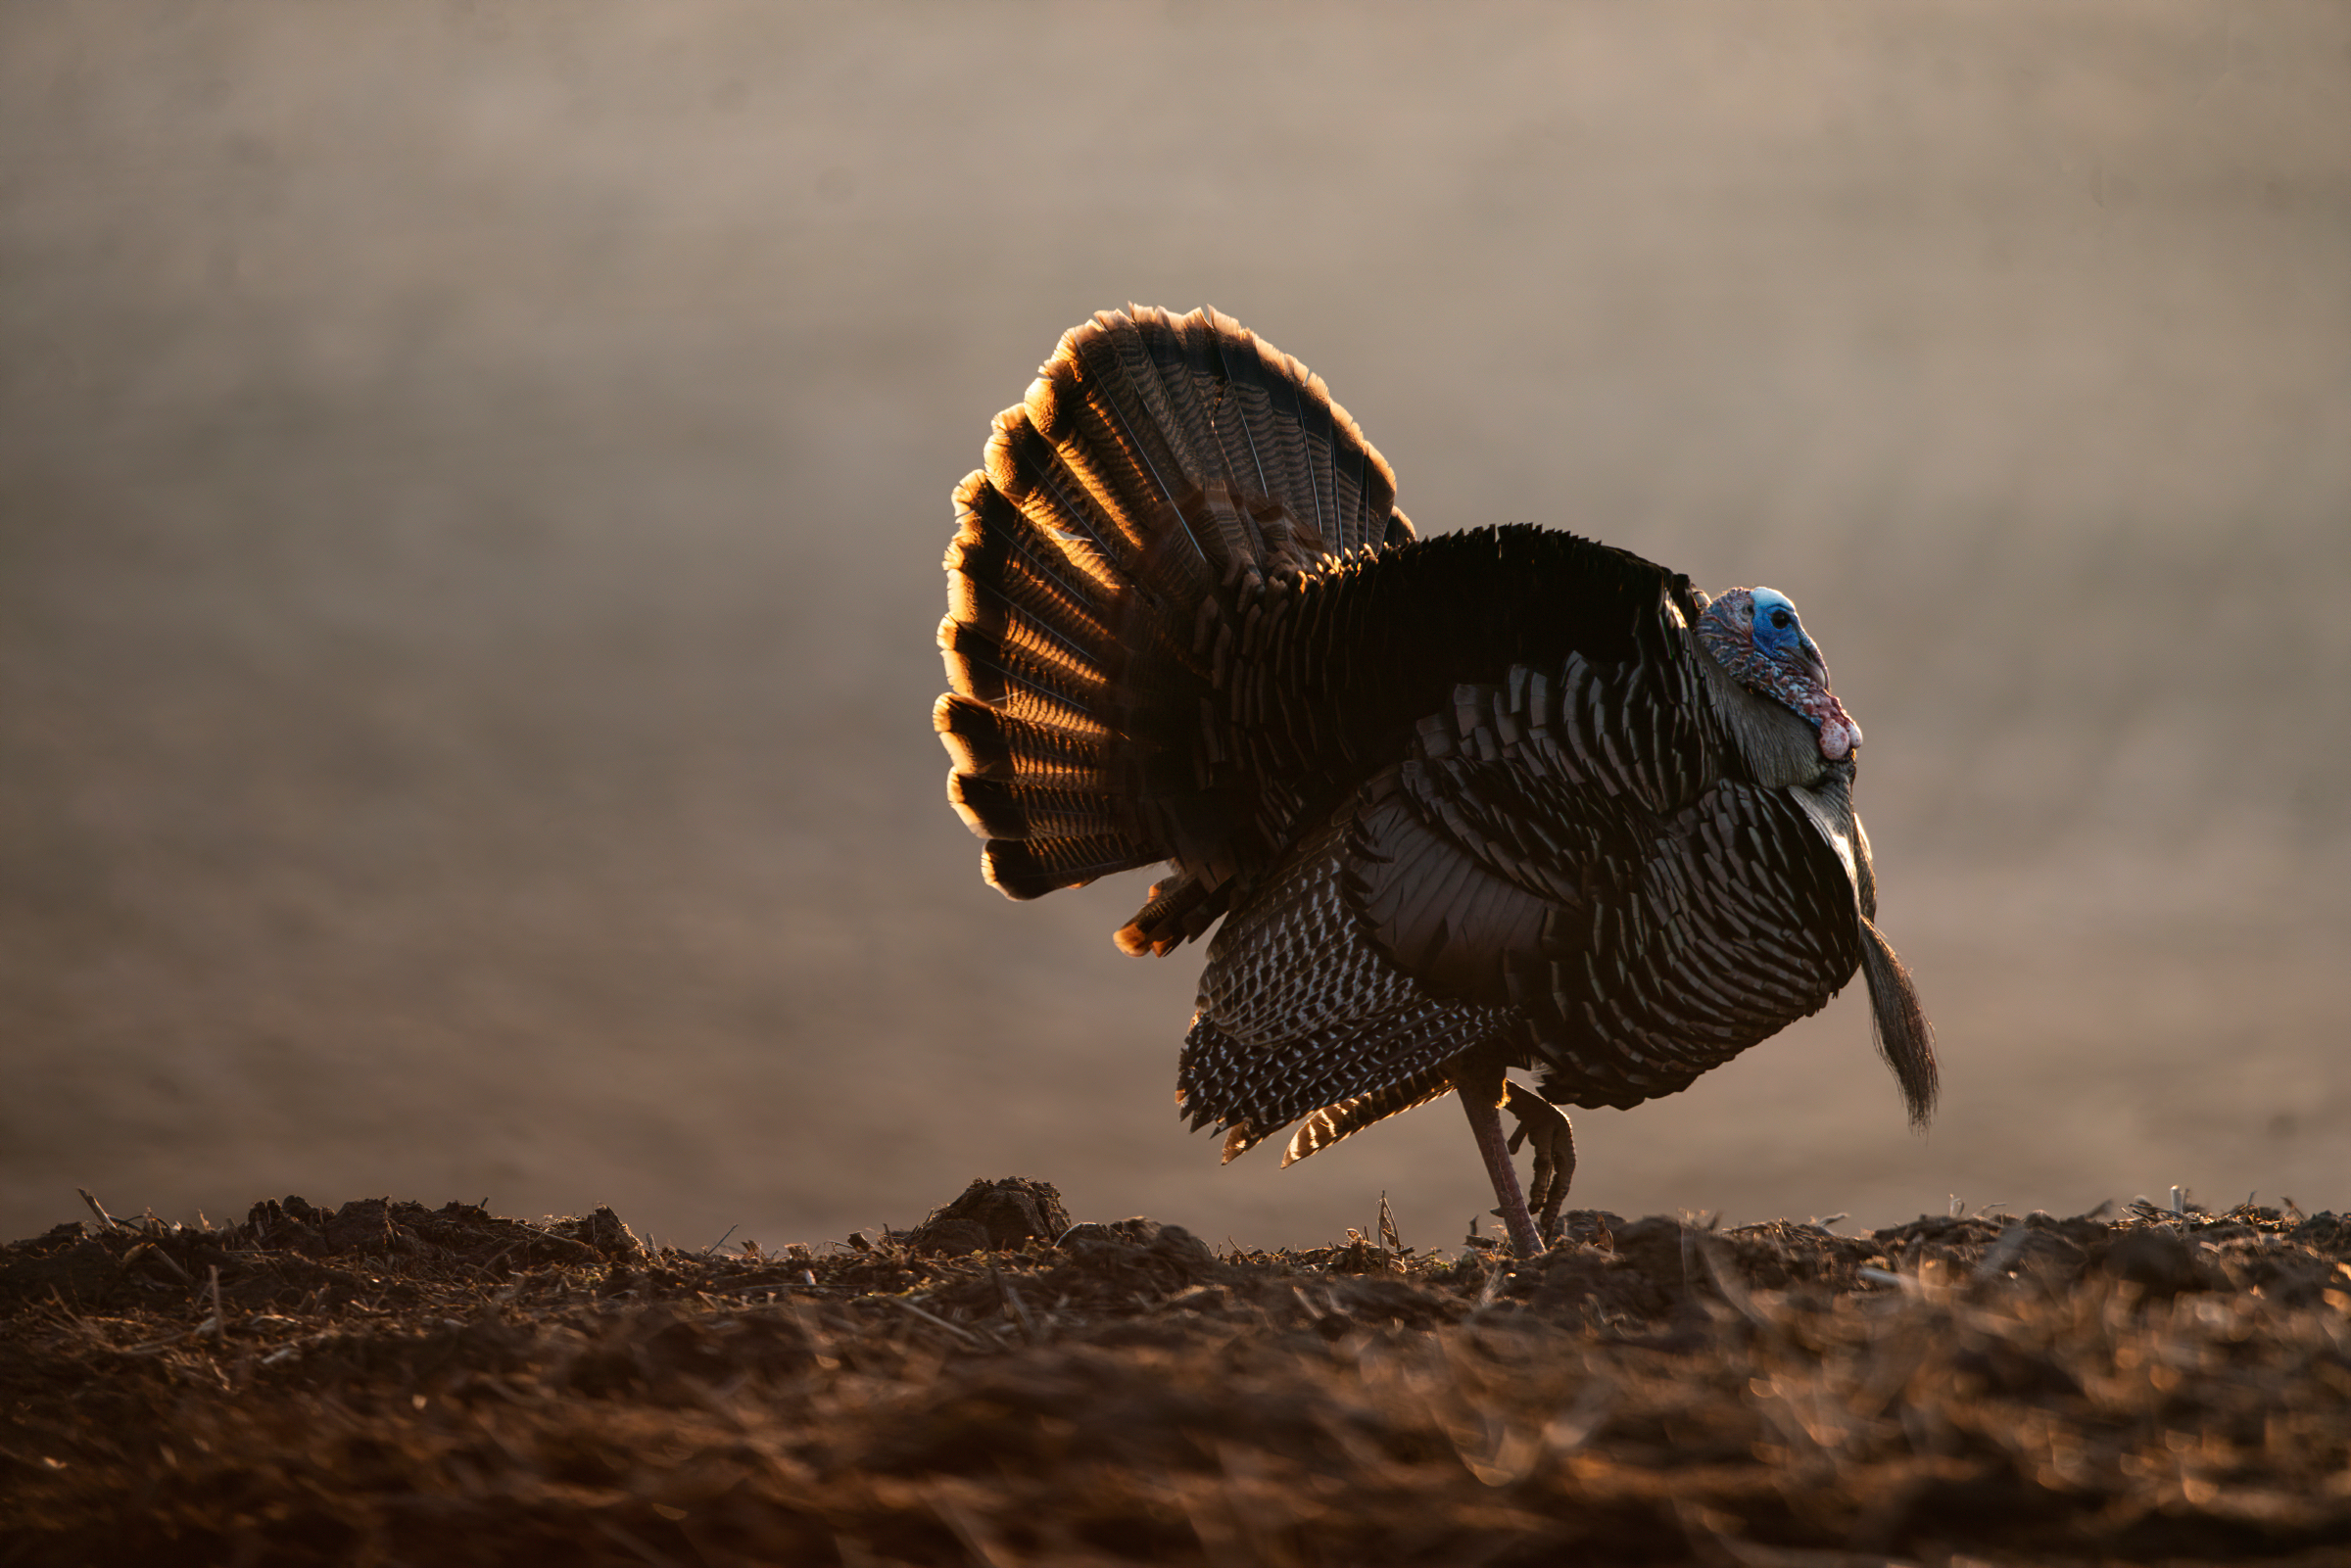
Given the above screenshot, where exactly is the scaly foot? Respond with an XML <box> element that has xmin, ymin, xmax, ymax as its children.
<box><xmin>1501</xmin><ymin>1082</ymin><xmax>1576</xmax><ymax>1245</ymax></box>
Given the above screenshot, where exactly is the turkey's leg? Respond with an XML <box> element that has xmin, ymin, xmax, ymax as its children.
<box><xmin>1455</xmin><ymin>1055</ymin><xmax>1543</xmax><ymax>1259</ymax></box>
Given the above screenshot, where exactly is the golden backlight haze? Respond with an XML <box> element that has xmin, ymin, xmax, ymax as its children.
<box><xmin>4</xmin><ymin>3</ymin><xmax>2346</xmax><ymax>1251</ymax></box>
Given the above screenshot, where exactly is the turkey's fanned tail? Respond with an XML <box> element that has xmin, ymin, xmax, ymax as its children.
<box><xmin>936</xmin><ymin>306</ymin><xmax>1411</xmax><ymax>941</ymax></box>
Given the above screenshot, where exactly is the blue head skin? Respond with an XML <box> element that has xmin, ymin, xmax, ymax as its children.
<box><xmin>1748</xmin><ymin>588</ymin><xmax>1809</xmax><ymax>662</ymax></box>
<box><xmin>1696</xmin><ymin>586</ymin><xmax>1863</xmax><ymax>761</ymax></box>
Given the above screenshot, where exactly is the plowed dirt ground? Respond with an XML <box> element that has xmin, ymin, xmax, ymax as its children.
<box><xmin>7</xmin><ymin>1179</ymin><xmax>2351</xmax><ymax>1566</ymax></box>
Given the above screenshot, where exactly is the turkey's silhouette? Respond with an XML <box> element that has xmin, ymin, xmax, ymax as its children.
<box><xmin>936</xmin><ymin>307</ymin><xmax>1935</xmax><ymax>1255</ymax></box>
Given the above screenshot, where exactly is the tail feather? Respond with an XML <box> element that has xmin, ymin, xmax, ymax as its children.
<box><xmin>939</xmin><ymin>469</ymin><xmax>1122</xmax><ymax>741</ymax></box>
<box><xmin>1184</xmin><ymin>322</ymin><xmax>1271</xmax><ymax>500</ymax></box>
<box><xmin>992</xmin><ymin>394</ymin><xmax>1215</xmax><ymax>699</ymax></box>
<box><xmin>938</xmin><ymin>305</ymin><xmax>1412</xmax><ymax>922</ymax></box>
<box><xmin>984</xmin><ymin>836</ymin><xmax>1161</xmax><ymax>900</ymax></box>
<box><xmin>938</xmin><ymin>583</ymin><xmax>1110</xmax><ymax>700</ymax></box>
<box><xmin>945</xmin><ymin>473</ymin><xmax>1120</xmax><ymax>650</ymax></box>
<box><xmin>936</xmin><ymin>621</ymin><xmax>1112</xmax><ymax>734</ymax></box>
<box><xmin>1045</xmin><ymin>326</ymin><xmax>1220</xmax><ymax>599</ymax></box>
<box><xmin>948</xmin><ymin>774</ymin><xmax>1137</xmax><ymax>843</ymax></box>
<box><xmin>1219</xmin><ymin>331</ymin><xmax>1338</xmax><ymax>558</ymax></box>
<box><xmin>1312</xmin><ymin>379</ymin><xmax>1373</xmax><ymax>555</ymax></box>
<box><xmin>1213</xmin><ymin>338</ymin><xmax>1312</xmax><ymax>550</ymax></box>
<box><xmin>984</xmin><ymin>414</ymin><xmax>1151</xmax><ymax>592</ymax></box>
<box><xmin>1161</xmin><ymin>318</ymin><xmax>1293</xmax><ymax>572</ymax></box>
<box><xmin>933</xmin><ymin>694</ymin><xmax>1107</xmax><ymax>786</ymax></box>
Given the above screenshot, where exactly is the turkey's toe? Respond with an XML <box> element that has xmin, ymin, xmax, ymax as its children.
<box><xmin>1502</xmin><ymin>1082</ymin><xmax>1577</xmax><ymax>1244</ymax></box>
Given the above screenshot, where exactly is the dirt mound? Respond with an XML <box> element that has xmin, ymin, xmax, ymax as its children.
<box><xmin>6</xmin><ymin>1182</ymin><xmax>2350</xmax><ymax>1566</ymax></box>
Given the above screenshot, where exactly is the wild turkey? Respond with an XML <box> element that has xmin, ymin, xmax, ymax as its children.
<box><xmin>934</xmin><ymin>306</ymin><xmax>1936</xmax><ymax>1257</ymax></box>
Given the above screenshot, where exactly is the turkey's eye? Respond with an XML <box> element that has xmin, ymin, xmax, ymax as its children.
<box><xmin>1770</xmin><ymin>609</ymin><xmax>1791</xmax><ymax>630</ymax></box>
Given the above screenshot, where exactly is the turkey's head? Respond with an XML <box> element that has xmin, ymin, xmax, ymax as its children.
<box><xmin>1697</xmin><ymin>587</ymin><xmax>1861</xmax><ymax>761</ymax></box>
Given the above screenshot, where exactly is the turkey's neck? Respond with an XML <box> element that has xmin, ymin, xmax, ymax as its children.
<box><xmin>1701</xmin><ymin>646</ymin><xmax>1870</xmax><ymax>914</ymax></box>
<box><xmin>1694</xmin><ymin>645</ymin><xmax>1836</xmax><ymax>791</ymax></box>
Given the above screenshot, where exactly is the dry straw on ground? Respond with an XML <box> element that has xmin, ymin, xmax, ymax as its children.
<box><xmin>6</xmin><ymin>1178</ymin><xmax>2351</xmax><ymax>1566</ymax></box>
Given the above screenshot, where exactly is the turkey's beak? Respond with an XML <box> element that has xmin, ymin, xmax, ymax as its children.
<box><xmin>1791</xmin><ymin>636</ymin><xmax>1831</xmax><ymax>690</ymax></box>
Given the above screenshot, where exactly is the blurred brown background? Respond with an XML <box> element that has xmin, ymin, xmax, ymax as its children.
<box><xmin>4</xmin><ymin>3</ymin><xmax>2346</xmax><ymax>1253</ymax></box>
